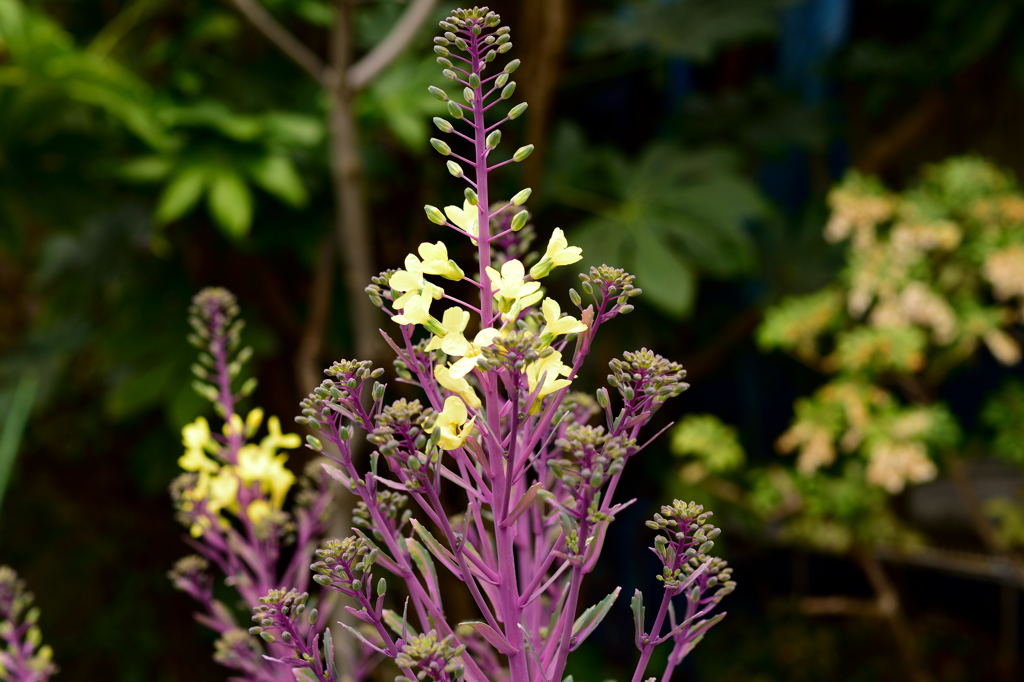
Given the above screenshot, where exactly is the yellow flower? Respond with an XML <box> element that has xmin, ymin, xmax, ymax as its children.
<box><xmin>391</xmin><ymin>290</ymin><xmax>435</xmax><ymax>327</ymax></box>
<box><xmin>245</xmin><ymin>408</ymin><xmax>264</xmax><ymax>437</ymax></box>
<box><xmin>526</xmin><ymin>350</ymin><xmax>573</xmax><ymax>401</ymax></box>
<box><xmin>530</xmin><ymin>228</ymin><xmax>583</xmax><ymax>279</ymax></box>
<box><xmin>237</xmin><ymin>445</ymin><xmax>295</xmax><ymax>508</ymax></box>
<box><xmin>390</xmin><ymin>254</ymin><xmax>443</xmax><ymax>310</ymax></box>
<box><xmin>428</xmin><ymin>396</ymin><xmax>475</xmax><ymax>451</ymax></box>
<box><xmin>207</xmin><ymin>468</ymin><xmax>241</xmax><ymax>513</ymax></box>
<box><xmin>425</xmin><ymin>306</ymin><xmax>473</xmax><ymax>356</ymax></box>
<box><xmin>486</xmin><ymin>259</ymin><xmax>543</xmax><ymax>314</ymax></box>
<box><xmin>417</xmin><ymin>242</ymin><xmax>464</xmax><ymax>281</ymax></box>
<box><xmin>178</xmin><ymin>446</ymin><xmax>219</xmax><ymax>474</ymax></box>
<box><xmin>261</xmin><ymin>416</ymin><xmax>302</xmax><ymax>451</ymax></box>
<box><xmin>182</xmin><ymin>417</ymin><xmax>212</xmax><ymax>451</ymax></box>
<box><xmin>448</xmin><ymin>328</ymin><xmax>500</xmax><ymax>378</ymax></box>
<box><xmin>246</xmin><ymin>499</ymin><xmax>273</xmax><ymax>525</ymax></box>
<box><xmin>434</xmin><ymin>363</ymin><xmax>481</xmax><ymax>408</ymax></box>
<box><xmin>443</xmin><ymin>199</ymin><xmax>480</xmax><ymax>241</ymax></box>
<box><xmin>179</xmin><ymin>417</ymin><xmax>218</xmax><ymax>473</ymax></box>
<box><xmin>540</xmin><ymin>297</ymin><xmax>587</xmax><ymax>342</ymax></box>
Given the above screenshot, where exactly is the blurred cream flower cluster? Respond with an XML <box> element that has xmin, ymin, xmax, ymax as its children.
<box><xmin>760</xmin><ymin>158</ymin><xmax>1024</xmax><ymax>493</ymax></box>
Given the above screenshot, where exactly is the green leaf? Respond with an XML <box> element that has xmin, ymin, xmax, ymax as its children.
<box><xmin>570</xmin><ymin>586</ymin><xmax>620</xmax><ymax>650</ymax></box>
<box><xmin>207</xmin><ymin>170</ymin><xmax>253</xmax><ymax>238</ymax></box>
<box><xmin>633</xmin><ymin>226</ymin><xmax>696</xmax><ymax>317</ymax></box>
<box><xmin>405</xmin><ymin>537</ymin><xmax>439</xmax><ymax>597</ymax></box>
<box><xmin>118</xmin><ymin>156</ymin><xmax>173</xmax><ymax>183</ymax></box>
<box><xmin>0</xmin><ymin>374</ymin><xmax>38</xmax><ymax>516</ymax></box>
<box><xmin>249</xmin><ymin>155</ymin><xmax>308</xmax><ymax>207</ymax></box>
<box><xmin>155</xmin><ymin>166</ymin><xmax>207</xmax><ymax>224</ymax></box>
<box><xmin>630</xmin><ymin>589</ymin><xmax>645</xmax><ymax>648</ymax></box>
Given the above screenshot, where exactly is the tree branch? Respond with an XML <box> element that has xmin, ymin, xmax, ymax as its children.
<box><xmin>227</xmin><ymin>0</ymin><xmax>328</xmax><ymax>85</ymax></box>
<box><xmin>347</xmin><ymin>0</ymin><xmax>437</xmax><ymax>91</ymax></box>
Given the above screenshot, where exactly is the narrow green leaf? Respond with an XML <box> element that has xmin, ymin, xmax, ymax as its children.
<box><xmin>155</xmin><ymin>166</ymin><xmax>206</xmax><ymax>224</ymax></box>
<box><xmin>0</xmin><ymin>375</ymin><xmax>38</xmax><ymax>516</ymax></box>
<box><xmin>405</xmin><ymin>537</ymin><xmax>439</xmax><ymax>597</ymax></box>
<box><xmin>207</xmin><ymin>171</ymin><xmax>253</xmax><ymax>238</ymax></box>
<box><xmin>571</xmin><ymin>586</ymin><xmax>621</xmax><ymax>649</ymax></box>
<box><xmin>249</xmin><ymin>155</ymin><xmax>308</xmax><ymax>207</ymax></box>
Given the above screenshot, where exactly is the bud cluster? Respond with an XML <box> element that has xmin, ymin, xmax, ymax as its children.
<box><xmin>0</xmin><ymin>566</ymin><xmax>57</xmax><ymax>681</ymax></box>
<box><xmin>609</xmin><ymin>348</ymin><xmax>690</xmax><ymax>408</ymax></box>
<box><xmin>250</xmin><ymin>589</ymin><xmax>333</xmax><ymax>681</ymax></box>
<box><xmin>395</xmin><ymin>631</ymin><xmax>467</xmax><ymax>682</ymax></box>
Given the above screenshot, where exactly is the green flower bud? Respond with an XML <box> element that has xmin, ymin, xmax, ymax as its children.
<box><xmin>454</xmin><ymin>37</ymin><xmax>468</xmax><ymax>51</ymax></box>
<box><xmin>428</xmin><ymin>86</ymin><xmax>448</xmax><ymax>102</ymax></box>
<box><xmin>432</xmin><ymin>117</ymin><xmax>453</xmax><ymax>133</ymax></box>
<box><xmin>442</xmin><ymin>69</ymin><xmax>458</xmax><ymax>81</ymax></box>
<box><xmin>501</xmin><ymin>81</ymin><xmax>517</xmax><ymax>100</ymax></box>
<box><xmin>464</xmin><ymin>188</ymin><xmax>478</xmax><ymax>204</ymax></box>
<box><xmin>377</xmin><ymin>578</ymin><xmax>387</xmax><ymax>596</ymax></box>
<box><xmin>424</xmin><ymin>205</ymin><xmax>446</xmax><ymax>225</ymax></box>
<box><xmin>430</xmin><ymin>138</ymin><xmax>451</xmax><ymax>156</ymax></box>
<box><xmin>485</xmin><ymin>130</ymin><xmax>501</xmax><ymax>149</ymax></box>
<box><xmin>436</xmin><ymin>57</ymin><xmax>453</xmax><ymax>69</ymax></box>
<box><xmin>508</xmin><ymin>102</ymin><xmax>528</xmax><ymax>120</ymax></box>
<box><xmin>306</xmin><ymin>435</ymin><xmax>323</xmax><ymax>451</ymax></box>
<box><xmin>447</xmin><ymin>160</ymin><xmax>465</xmax><ymax>178</ymax></box>
<box><xmin>504</xmin><ymin>59</ymin><xmax>521</xmax><ymax>74</ymax></box>
<box><xmin>496</xmin><ymin>73</ymin><xmax>509</xmax><ymax>88</ymax></box>
<box><xmin>468</xmin><ymin>73</ymin><xmax>481</xmax><ymax>89</ymax></box>
<box><xmin>511</xmin><ymin>209</ymin><xmax>529</xmax><ymax>231</ymax></box>
<box><xmin>447</xmin><ymin>101</ymin><xmax>464</xmax><ymax>119</ymax></box>
<box><xmin>513</xmin><ymin>144</ymin><xmax>534</xmax><ymax>162</ymax></box>
<box><xmin>434</xmin><ymin>46</ymin><xmax>450</xmax><ymax>57</ymax></box>
<box><xmin>510</xmin><ymin>187</ymin><xmax>532</xmax><ymax>206</ymax></box>
<box><xmin>463</xmin><ymin>87</ymin><xmax>474</xmax><ymax>103</ymax></box>
<box><xmin>498</xmin><ymin>42</ymin><xmax>513</xmax><ymax>54</ymax></box>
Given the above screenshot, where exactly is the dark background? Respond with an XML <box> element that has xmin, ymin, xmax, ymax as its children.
<box><xmin>2</xmin><ymin>0</ymin><xmax>1023</xmax><ymax>679</ymax></box>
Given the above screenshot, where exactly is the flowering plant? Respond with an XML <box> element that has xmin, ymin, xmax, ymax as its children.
<box><xmin>0</xmin><ymin>566</ymin><xmax>56</xmax><ymax>681</ymax></box>
<box><xmin>170</xmin><ymin>7</ymin><xmax>733</xmax><ymax>681</ymax></box>
<box><xmin>169</xmin><ymin>288</ymin><xmax>336</xmax><ymax>680</ymax></box>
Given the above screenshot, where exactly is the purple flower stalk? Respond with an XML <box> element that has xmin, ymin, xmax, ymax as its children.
<box><xmin>170</xmin><ymin>288</ymin><xmax>334</xmax><ymax>681</ymax></box>
<box><xmin>262</xmin><ymin>7</ymin><xmax>733</xmax><ymax>681</ymax></box>
<box><xmin>0</xmin><ymin>566</ymin><xmax>57</xmax><ymax>682</ymax></box>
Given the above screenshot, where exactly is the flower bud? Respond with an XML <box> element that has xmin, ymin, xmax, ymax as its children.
<box><xmin>436</xmin><ymin>57</ymin><xmax>453</xmax><ymax>69</ymax></box>
<box><xmin>430</xmin><ymin>138</ymin><xmax>451</xmax><ymax>156</ymax></box>
<box><xmin>447</xmin><ymin>101</ymin><xmax>463</xmax><ymax>119</ymax></box>
<box><xmin>424</xmin><ymin>205</ymin><xmax>446</xmax><ymax>225</ymax></box>
<box><xmin>442</xmin><ymin>68</ymin><xmax>458</xmax><ymax>80</ymax></box>
<box><xmin>468</xmin><ymin>73</ymin><xmax>480</xmax><ymax>89</ymax></box>
<box><xmin>508</xmin><ymin>102</ymin><xmax>528</xmax><ymax>120</ymax></box>
<box><xmin>464</xmin><ymin>188</ymin><xmax>478</xmax><ymax>205</ymax></box>
<box><xmin>501</xmin><ymin>81</ymin><xmax>517</xmax><ymax>100</ymax></box>
<box><xmin>377</xmin><ymin>578</ymin><xmax>387</xmax><ymax>596</ymax></box>
<box><xmin>496</xmin><ymin>73</ymin><xmax>509</xmax><ymax>88</ymax></box>
<box><xmin>498</xmin><ymin>42</ymin><xmax>513</xmax><ymax>54</ymax></box>
<box><xmin>511</xmin><ymin>209</ymin><xmax>529</xmax><ymax>232</ymax></box>
<box><xmin>504</xmin><ymin>59</ymin><xmax>521</xmax><ymax>74</ymax></box>
<box><xmin>463</xmin><ymin>87</ymin><xmax>474</xmax><ymax>103</ymax></box>
<box><xmin>306</xmin><ymin>435</ymin><xmax>323</xmax><ymax>451</ymax></box>
<box><xmin>485</xmin><ymin>130</ymin><xmax>501</xmax><ymax>149</ymax></box>
<box><xmin>428</xmin><ymin>86</ymin><xmax>448</xmax><ymax>102</ymax></box>
<box><xmin>512</xmin><ymin>144</ymin><xmax>534</xmax><ymax>162</ymax></box>
<box><xmin>433</xmin><ymin>46</ymin><xmax>450</xmax><ymax>57</ymax></box>
<box><xmin>510</xmin><ymin>188</ymin><xmax>532</xmax><ymax>206</ymax></box>
<box><xmin>446</xmin><ymin>161</ymin><xmax>464</xmax><ymax>178</ymax></box>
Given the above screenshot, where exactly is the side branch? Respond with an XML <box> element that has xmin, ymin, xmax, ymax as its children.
<box><xmin>348</xmin><ymin>0</ymin><xmax>439</xmax><ymax>90</ymax></box>
<box><xmin>227</xmin><ymin>0</ymin><xmax>328</xmax><ymax>85</ymax></box>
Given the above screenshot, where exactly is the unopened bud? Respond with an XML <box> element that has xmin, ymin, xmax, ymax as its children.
<box><xmin>508</xmin><ymin>102</ymin><xmax>528</xmax><ymax>120</ymax></box>
<box><xmin>501</xmin><ymin>81</ymin><xmax>517</xmax><ymax>100</ymax></box>
<box><xmin>464</xmin><ymin>188</ymin><xmax>478</xmax><ymax>205</ymax></box>
<box><xmin>511</xmin><ymin>209</ymin><xmax>529</xmax><ymax>231</ymax></box>
<box><xmin>432</xmin><ymin>117</ymin><xmax>453</xmax><ymax>134</ymax></box>
<box><xmin>485</xmin><ymin>130</ymin><xmax>501</xmax><ymax>149</ymax></box>
<box><xmin>498</xmin><ymin>42</ymin><xmax>513</xmax><ymax>54</ymax></box>
<box><xmin>446</xmin><ymin>161</ymin><xmax>464</xmax><ymax>178</ymax></box>
<box><xmin>427</xmin><ymin>86</ymin><xmax>448</xmax><ymax>102</ymax></box>
<box><xmin>513</xmin><ymin>144</ymin><xmax>534</xmax><ymax>162</ymax></box>
<box><xmin>504</xmin><ymin>59</ymin><xmax>521</xmax><ymax>74</ymax></box>
<box><xmin>496</xmin><ymin>73</ymin><xmax>509</xmax><ymax>88</ymax></box>
<box><xmin>468</xmin><ymin>73</ymin><xmax>480</xmax><ymax>89</ymax></box>
<box><xmin>447</xmin><ymin>101</ymin><xmax>464</xmax><ymax>119</ymax></box>
<box><xmin>510</xmin><ymin>187</ymin><xmax>532</xmax><ymax>206</ymax></box>
<box><xmin>463</xmin><ymin>87</ymin><xmax>474</xmax><ymax>103</ymax></box>
<box><xmin>377</xmin><ymin>578</ymin><xmax>387</xmax><ymax>596</ymax></box>
<box><xmin>569</xmin><ymin>288</ymin><xmax>582</xmax><ymax>307</ymax></box>
<box><xmin>430</xmin><ymin>138</ymin><xmax>451</xmax><ymax>156</ymax></box>
<box><xmin>442</xmin><ymin>69</ymin><xmax>458</xmax><ymax>81</ymax></box>
<box><xmin>434</xmin><ymin>46</ymin><xmax>450</xmax><ymax>57</ymax></box>
<box><xmin>424</xmin><ymin>205</ymin><xmax>446</xmax><ymax>225</ymax></box>
<box><xmin>306</xmin><ymin>435</ymin><xmax>323</xmax><ymax>451</ymax></box>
